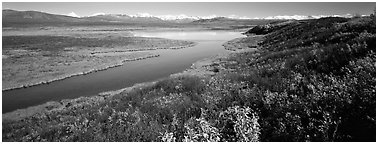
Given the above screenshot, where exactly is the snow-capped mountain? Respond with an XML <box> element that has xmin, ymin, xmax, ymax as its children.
<box><xmin>85</xmin><ymin>12</ymin><xmax>250</xmax><ymax>21</ymax></box>
<box><xmin>155</xmin><ymin>14</ymin><xmax>200</xmax><ymax>21</ymax></box>
<box><xmin>262</xmin><ymin>14</ymin><xmax>355</xmax><ymax>20</ymax></box>
<box><xmin>3</xmin><ymin>9</ymin><xmax>363</xmax><ymax>27</ymax></box>
<box><xmin>128</xmin><ymin>13</ymin><xmax>201</xmax><ymax>23</ymax></box>
<box><xmin>67</xmin><ymin>12</ymin><xmax>80</xmax><ymax>18</ymax></box>
<box><xmin>50</xmin><ymin>9</ymin><xmax>362</xmax><ymax>21</ymax></box>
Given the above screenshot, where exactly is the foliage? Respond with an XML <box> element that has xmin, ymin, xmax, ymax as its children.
<box><xmin>223</xmin><ymin>16</ymin><xmax>376</xmax><ymax>142</ymax></box>
<box><xmin>219</xmin><ymin>106</ymin><xmax>260</xmax><ymax>142</ymax></box>
<box><xmin>244</xmin><ymin>21</ymin><xmax>293</xmax><ymax>35</ymax></box>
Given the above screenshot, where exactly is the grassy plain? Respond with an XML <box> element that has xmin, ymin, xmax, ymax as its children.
<box><xmin>2</xmin><ymin>27</ymin><xmax>195</xmax><ymax>90</ymax></box>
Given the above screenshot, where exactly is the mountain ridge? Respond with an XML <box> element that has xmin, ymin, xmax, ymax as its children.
<box><xmin>2</xmin><ymin>9</ymin><xmax>361</xmax><ymax>27</ymax></box>
<box><xmin>3</xmin><ymin>9</ymin><xmax>359</xmax><ymax>22</ymax></box>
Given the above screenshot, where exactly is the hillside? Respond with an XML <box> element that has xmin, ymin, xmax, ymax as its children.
<box><xmin>191</xmin><ymin>17</ymin><xmax>283</xmax><ymax>28</ymax></box>
<box><xmin>192</xmin><ymin>17</ymin><xmax>279</xmax><ymax>25</ymax></box>
<box><xmin>2</xmin><ymin>15</ymin><xmax>376</xmax><ymax>142</ymax></box>
<box><xmin>2</xmin><ymin>9</ymin><xmax>87</xmax><ymax>26</ymax></box>
<box><xmin>2</xmin><ymin>10</ymin><xmax>171</xmax><ymax>27</ymax></box>
<box><xmin>224</xmin><ymin>16</ymin><xmax>376</xmax><ymax>141</ymax></box>
<box><xmin>82</xmin><ymin>14</ymin><xmax>166</xmax><ymax>23</ymax></box>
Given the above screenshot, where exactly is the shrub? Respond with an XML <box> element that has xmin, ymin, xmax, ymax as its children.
<box><xmin>219</xmin><ymin>106</ymin><xmax>260</xmax><ymax>142</ymax></box>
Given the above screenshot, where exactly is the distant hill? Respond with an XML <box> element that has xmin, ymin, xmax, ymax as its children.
<box><xmin>82</xmin><ymin>14</ymin><xmax>167</xmax><ymax>23</ymax></box>
<box><xmin>2</xmin><ymin>10</ymin><xmax>169</xmax><ymax>27</ymax></box>
<box><xmin>2</xmin><ymin>9</ymin><xmax>285</xmax><ymax>27</ymax></box>
<box><xmin>243</xmin><ymin>20</ymin><xmax>299</xmax><ymax>35</ymax></box>
<box><xmin>2</xmin><ymin>10</ymin><xmax>196</xmax><ymax>27</ymax></box>
<box><xmin>191</xmin><ymin>17</ymin><xmax>284</xmax><ymax>26</ymax></box>
<box><xmin>3</xmin><ymin>9</ymin><xmax>87</xmax><ymax>26</ymax></box>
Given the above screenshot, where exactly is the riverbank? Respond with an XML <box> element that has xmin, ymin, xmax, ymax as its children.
<box><xmin>2</xmin><ymin>31</ymin><xmax>258</xmax><ymax>142</ymax></box>
<box><xmin>2</xmin><ymin>81</ymin><xmax>157</xmax><ymax>121</ymax></box>
<box><xmin>1</xmin><ymin>53</ymin><xmax>228</xmax><ymax>121</ymax></box>
<box><xmin>3</xmin><ymin>35</ymin><xmax>195</xmax><ymax>91</ymax></box>
<box><xmin>2</xmin><ymin>34</ymin><xmax>244</xmax><ymax>121</ymax></box>
<box><xmin>2</xmin><ymin>49</ymin><xmax>232</xmax><ymax>120</ymax></box>
<box><xmin>222</xmin><ymin>34</ymin><xmax>264</xmax><ymax>51</ymax></box>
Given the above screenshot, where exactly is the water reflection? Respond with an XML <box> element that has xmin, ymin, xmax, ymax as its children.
<box><xmin>132</xmin><ymin>31</ymin><xmax>242</xmax><ymax>41</ymax></box>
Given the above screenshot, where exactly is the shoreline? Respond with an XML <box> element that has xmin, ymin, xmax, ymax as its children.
<box><xmin>222</xmin><ymin>35</ymin><xmax>264</xmax><ymax>52</ymax></box>
<box><xmin>2</xmin><ymin>36</ymin><xmax>245</xmax><ymax>120</ymax></box>
<box><xmin>89</xmin><ymin>43</ymin><xmax>196</xmax><ymax>54</ymax></box>
<box><xmin>2</xmin><ymin>81</ymin><xmax>158</xmax><ymax>121</ymax></box>
<box><xmin>2</xmin><ymin>54</ymin><xmax>159</xmax><ymax>92</ymax></box>
<box><xmin>2</xmin><ymin>43</ymin><xmax>196</xmax><ymax>92</ymax></box>
<box><xmin>2</xmin><ymin>49</ymin><xmax>227</xmax><ymax>120</ymax></box>
<box><xmin>2</xmin><ymin>52</ymin><xmax>222</xmax><ymax>121</ymax></box>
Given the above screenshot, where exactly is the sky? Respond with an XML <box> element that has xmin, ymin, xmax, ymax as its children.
<box><xmin>2</xmin><ymin>2</ymin><xmax>376</xmax><ymax>18</ymax></box>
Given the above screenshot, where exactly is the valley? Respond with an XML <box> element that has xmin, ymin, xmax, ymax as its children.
<box><xmin>2</xmin><ymin>6</ymin><xmax>376</xmax><ymax>142</ymax></box>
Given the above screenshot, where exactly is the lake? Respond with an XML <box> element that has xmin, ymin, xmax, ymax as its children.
<box><xmin>2</xmin><ymin>30</ymin><xmax>244</xmax><ymax>113</ymax></box>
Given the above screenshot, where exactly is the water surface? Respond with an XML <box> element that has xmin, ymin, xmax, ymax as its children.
<box><xmin>2</xmin><ymin>31</ymin><xmax>243</xmax><ymax>113</ymax></box>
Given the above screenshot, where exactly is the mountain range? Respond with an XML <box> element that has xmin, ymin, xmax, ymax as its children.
<box><xmin>2</xmin><ymin>9</ymin><xmax>358</xmax><ymax>27</ymax></box>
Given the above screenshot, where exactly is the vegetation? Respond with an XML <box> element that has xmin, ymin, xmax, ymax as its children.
<box><xmin>3</xmin><ymin>35</ymin><xmax>193</xmax><ymax>51</ymax></box>
<box><xmin>2</xmin><ymin>34</ymin><xmax>195</xmax><ymax>90</ymax></box>
<box><xmin>226</xmin><ymin>16</ymin><xmax>375</xmax><ymax>142</ymax></box>
<box><xmin>244</xmin><ymin>20</ymin><xmax>294</xmax><ymax>35</ymax></box>
<box><xmin>2</xmin><ymin>16</ymin><xmax>375</xmax><ymax>142</ymax></box>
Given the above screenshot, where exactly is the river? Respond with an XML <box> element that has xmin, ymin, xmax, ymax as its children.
<box><xmin>2</xmin><ymin>30</ymin><xmax>243</xmax><ymax>113</ymax></box>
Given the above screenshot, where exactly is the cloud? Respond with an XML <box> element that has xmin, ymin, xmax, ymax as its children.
<box><xmin>67</xmin><ymin>12</ymin><xmax>80</xmax><ymax>17</ymax></box>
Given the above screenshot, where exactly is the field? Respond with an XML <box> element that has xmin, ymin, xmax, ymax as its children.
<box><xmin>2</xmin><ymin>27</ymin><xmax>195</xmax><ymax>90</ymax></box>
